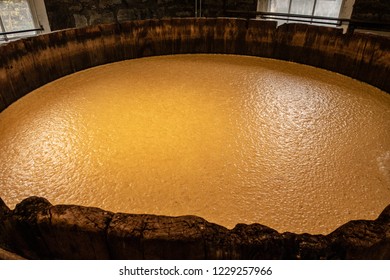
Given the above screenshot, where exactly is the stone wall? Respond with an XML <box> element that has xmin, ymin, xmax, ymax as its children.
<box><xmin>0</xmin><ymin>18</ymin><xmax>389</xmax><ymax>113</ymax></box>
<box><xmin>351</xmin><ymin>0</ymin><xmax>390</xmax><ymax>31</ymax></box>
<box><xmin>44</xmin><ymin>0</ymin><xmax>258</xmax><ymax>30</ymax></box>
<box><xmin>42</xmin><ymin>0</ymin><xmax>390</xmax><ymax>32</ymax></box>
<box><xmin>1</xmin><ymin>197</ymin><xmax>389</xmax><ymax>259</ymax></box>
<box><xmin>352</xmin><ymin>0</ymin><xmax>390</xmax><ymax>22</ymax></box>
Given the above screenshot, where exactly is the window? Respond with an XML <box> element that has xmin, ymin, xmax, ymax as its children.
<box><xmin>0</xmin><ymin>0</ymin><xmax>40</xmax><ymax>42</ymax></box>
<box><xmin>260</xmin><ymin>0</ymin><xmax>345</xmax><ymax>27</ymax></box>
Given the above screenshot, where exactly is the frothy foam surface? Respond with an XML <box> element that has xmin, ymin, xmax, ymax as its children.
<box><xmin>1</xmin><ymin>54</ymin><xmax>390</xmax><ymax>234</ymax></box>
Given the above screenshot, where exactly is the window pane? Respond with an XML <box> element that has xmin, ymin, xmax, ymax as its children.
<box><xmin>290</xmin><ymin>0</ymin><xmax>315</xmax><ymax>15</ymax></box>
<box><xmin>314</xmin><ymin>0</ymin><xmax>343</xmax><ymax>17</ymax></box>
<box><xmin>314</xmin><ymin>0</ymin><xmax>343</xmax><ymax>25</ymax></box>
<box><xmin>265</xmin><ymin>0</ymin><xmax>344</xmax><ymax>27</ymax></box>
<box><xmin>0</xmin><ymin>0</ymin><xmax>36</xmax><ymax>39</ymax></box>
<box><xmin>269</xmin><ymin>0</ymin><xmax>290</xmax><ymax>25</ymax></box>
<box><xmin>269</xmin><ymin>0</ymin><xmax>290</xmax><ymax>13</ymax></box>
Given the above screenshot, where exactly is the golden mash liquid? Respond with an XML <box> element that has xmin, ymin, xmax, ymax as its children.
<box><xmin>1</xmin><ymin>54</ymin><xmax>390</xmax><ymax>234</ymax></box>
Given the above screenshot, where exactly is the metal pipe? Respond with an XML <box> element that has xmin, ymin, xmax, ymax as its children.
<box><xmin>226</xmin><ymin>10</ymin><xmax>357</xmax><ymax>22</ymax></box>
<box><xmin>261</xmin><ymin>15</ymin><xmax>341</xmax><ymax>26</ymax></box>
<box><xmin>195</xmin><ymin>0</ymin><xmax>202</xmax><ymax>18</ymax></box>
<box><xmin>226</xmin><ymin>10</ymin><xmax>390</xmax><ymax>30</ymax></box>
<box><xmin>0</xmin><ymin>27</ymin><xmax>44</xmax><ymax>36</ymax></box>
<box><xmin>311</xmin><ymin>0</ymin><xmax>318</xmax><ymax>23</ymax></box>
<box><xmin>287</xmin><ymin>0</ymin><xmax>292</xmax><ymax>22</ymax></box>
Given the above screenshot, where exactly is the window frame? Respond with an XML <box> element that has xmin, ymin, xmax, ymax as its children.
<box><xmin>261</xmin><ymin>0</ymin><xmax>346</xmax><ymax>27</ymax></box>
<box><xmin>0</xmin><ymin>0</ymin><xmax>43</xmax><ymax>43</ymax></box>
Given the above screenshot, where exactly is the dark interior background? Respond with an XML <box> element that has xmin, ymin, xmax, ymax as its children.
<box><xmin>43</xmin><ymin>0</ymin><xmax>390</xmax><ymax>32</ymax></box>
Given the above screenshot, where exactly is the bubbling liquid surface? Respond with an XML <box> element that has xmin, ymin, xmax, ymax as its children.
<box><xmin>1</xmin><ymin>54</ymin><xmax>390</xmax><ymax>234</ymax></box>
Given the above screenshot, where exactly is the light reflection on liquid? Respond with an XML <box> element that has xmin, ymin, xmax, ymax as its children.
<box><xmin>1</xmin><ymin>54</ymin><xmax>390</xmax><ymax>234</ymax></box>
